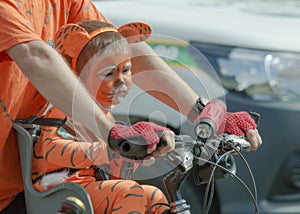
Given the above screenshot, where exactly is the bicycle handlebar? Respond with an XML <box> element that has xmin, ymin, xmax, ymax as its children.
<box><xmin>109</xmin><ymin>105</ymin><xmax>260</xmax><ymax>214</ymax></box>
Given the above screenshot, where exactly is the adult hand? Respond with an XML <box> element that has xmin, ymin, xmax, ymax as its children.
<box><xmin>224</xmin><ymin>111</ymin><xmax>262</xmax><ymax>150</ymax></box>
<box><xmin>245</xmin><ymin>129</ymin><xmax>263</xmax><ymax>151</ymax></box>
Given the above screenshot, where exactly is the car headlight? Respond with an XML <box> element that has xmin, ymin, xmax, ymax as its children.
<box><xmin>190</xmin><ymin>42</ymin><xmax>300</xmax><ymax>101</ymax></box>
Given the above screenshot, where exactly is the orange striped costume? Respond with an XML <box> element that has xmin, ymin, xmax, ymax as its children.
<box><xmin>32</xmin><ymin>106</ymin><xmax>168</xmax><ymax>214</ymax></box>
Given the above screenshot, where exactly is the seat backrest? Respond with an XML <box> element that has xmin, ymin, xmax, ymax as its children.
<box><xmin>13</xmin><ymin>123</ymin><xmax>94</xmax><ymax>214</ymax></box>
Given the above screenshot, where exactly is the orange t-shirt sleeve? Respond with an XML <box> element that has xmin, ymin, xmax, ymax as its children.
<box><xmin>0</xmin><ymin>1</ymin><xmax>41</xmax><ymax>52</ymax></box>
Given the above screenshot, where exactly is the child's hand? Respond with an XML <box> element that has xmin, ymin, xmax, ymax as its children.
<box><xmin>142</xmin><ymin>129</ymin><xmax>175</xmax><ymax>166</ymax></box>
<box><xmin>108</xmin><ymin>121</ymin><xmax>176</xmax><ymax>163</ymax></box>
<box><xmin>147</xmin><ymin>129</ymin><xmax>175</xmax><ymax>156</ymax></box>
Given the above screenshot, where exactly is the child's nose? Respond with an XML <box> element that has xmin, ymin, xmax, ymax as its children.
<box><xmin>114</xmin><ymin>76</ymin><xmax>125</xmax><ymax>87</ymax></box>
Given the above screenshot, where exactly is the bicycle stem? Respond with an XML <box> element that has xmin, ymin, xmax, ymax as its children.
<box><xmin>162</xmin><ymin>136</ymin><xmax>195</xmax><ymax>213</ymax></box>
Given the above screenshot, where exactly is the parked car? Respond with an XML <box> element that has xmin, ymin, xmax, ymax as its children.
<box><xmin>92</xmin><ymin>0</ymin><xmax>300</xmax><ymax>213</ymax></box>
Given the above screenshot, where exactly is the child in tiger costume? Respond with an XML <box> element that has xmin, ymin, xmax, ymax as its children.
<box><xmin>32</xmin><ymin>20</ymin><xmax>171</xmax><ymax>214</ymax></box>
<box><xmin>31</xmin><ymin>20</ymin><xmax>261</xmax><ymax>214</ymax></box>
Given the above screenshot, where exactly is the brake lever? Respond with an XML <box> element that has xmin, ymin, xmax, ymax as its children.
<box><xmin>217</xmin><ymin>111</ymin><xmax>260</xmax><ymax>153</ymax></box>
<box><xmin>219</xmin><ymin>134</ymin><xmax>251</xmax><ymax>153</ymax></box>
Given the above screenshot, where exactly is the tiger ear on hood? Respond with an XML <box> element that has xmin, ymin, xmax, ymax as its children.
<box><xmin>118</xmin><ymin>22</ymin><xmax>152</xmax><ymax>43</ymax></box>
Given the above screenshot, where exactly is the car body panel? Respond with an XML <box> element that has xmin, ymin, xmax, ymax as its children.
<box><xmin>94</xmin><ymin>0</ymin><xmax>300</xmax><ymax>52</ymax></box>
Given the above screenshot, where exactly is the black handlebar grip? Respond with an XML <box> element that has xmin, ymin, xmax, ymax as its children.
<box><xmin>108</xmin><ymin>131</ymin><xmax>167</xmax><ymax>160</ymax></box>
<box><xmin>108</xmin><ymin>135</ymin><xmax>148</xmax><ymax>160</ymax></box>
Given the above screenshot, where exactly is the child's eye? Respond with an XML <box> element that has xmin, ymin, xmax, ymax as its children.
<box><xmin>105</xmin><ymin>71</ymin><xmax>114</xmax><ymax>77</ymax></box>
<box><xmin>96</xmin><ymin>68</ymin><xmax>115</xmax><ymax>79</ymax></box>
<box><xmin>122</xmin><ymin>63</ymin><xmax>132</xmax><ymax>74</ymax></box>
<box><xmin>122</xmin><ymin>68</ymin><xmax>131</xmax><ymax>74</ymax></box>
<box><xmin>96</xmin><ymin>71</ymin><xmax>112</xmax><ymax>79</ymax></box>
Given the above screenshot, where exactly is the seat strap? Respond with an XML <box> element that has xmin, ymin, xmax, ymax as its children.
<box><xmin>15</xmin><ymin>115</ymin><xmax>66</xmax><ymax>127</ymax></box>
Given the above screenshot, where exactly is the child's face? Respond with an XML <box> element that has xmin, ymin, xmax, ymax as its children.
<box><xmin>89</xmin><ymin>53</ymin><xmax>132</xmax><ymax>108</ymax></box>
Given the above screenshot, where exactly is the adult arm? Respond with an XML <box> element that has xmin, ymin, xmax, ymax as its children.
<box><xmin>6</xmin><ymin>40</ymin><xmax>113</xmax><ymax>140</ymax></box>
<box><xmin>130</xmin><ymin>42</ymin><xmax>199</xmax><ymax>117</ymax></box>
<box><xmin>130</xmin><ymin>42</ymin><xmax>262</xmax><ymax>149</ymax></box>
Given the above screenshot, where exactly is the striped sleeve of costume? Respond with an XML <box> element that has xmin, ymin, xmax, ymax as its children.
<box><xmin>32</xmin><ymin>107</ymin><xmax>111</xmax><ymax>179</ymax></box>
